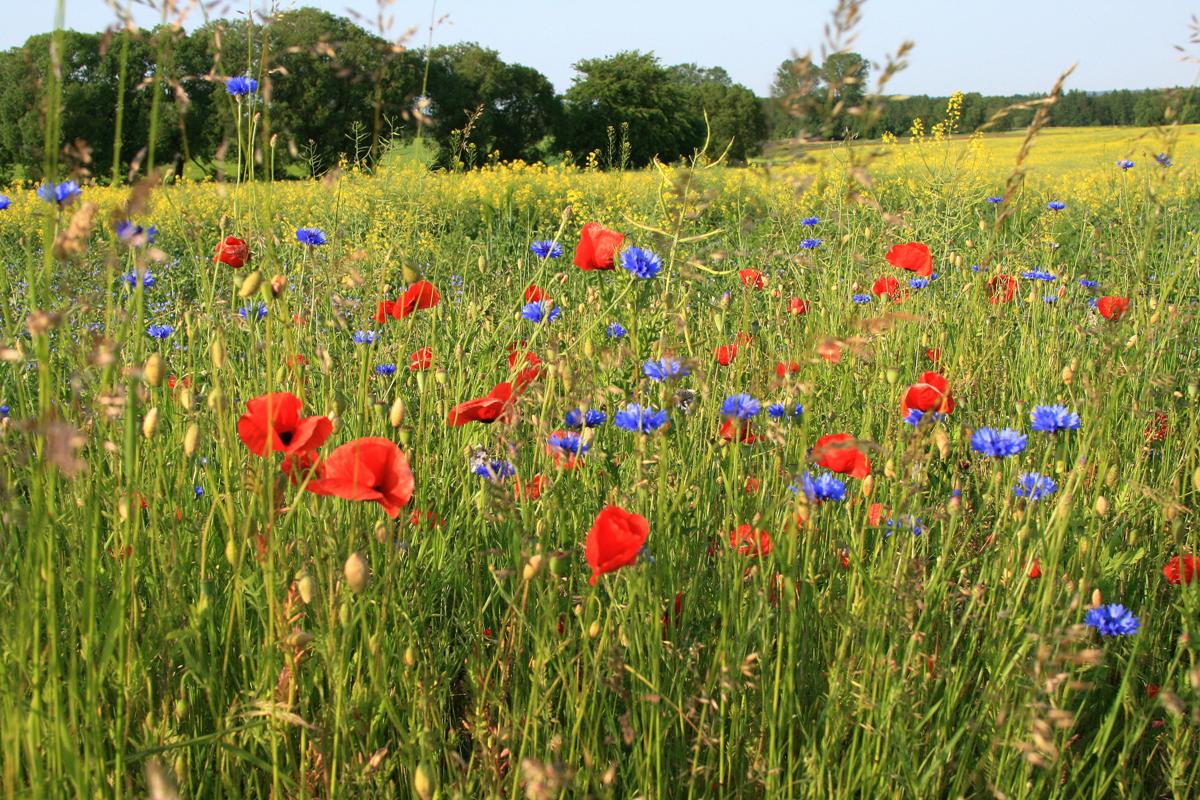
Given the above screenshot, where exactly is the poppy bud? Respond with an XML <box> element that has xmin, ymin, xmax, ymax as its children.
<box><xmin>144</xmin><ymin>353</ymin><xmax>164</xmax><ymax>387</ymax></box>
<box><xmin>118</xmin><ymin>497</ymin><xmax>130</xmax><ymax>522</ymax></box>
<box><xmin>884</xmin><ymin>368</ymin><xmax>898</xmax><ymax>385</ymax></box>
<box><xmin>344</xmin><ymin>551</ymin><xmax>369</xmax><ymax>594</ymax></box>
<box><xmin>403</xmin><ymin>645</ymin><xmax>417</xmax><ymax>667</ymax></box>
<box><xmin>374</xmin><ymin>521</ymin><xmax>389</xmax><ymax>543</ymax></box>
<box><xmin>297</xmin><ymin>572</ymin><xmax>316</xmax><ymax>604</ymax></box>
<box><xmin>588</xmin><ymin>620</ymin><xmax>601</xmax><ymax>638</ymax></box>
<box><xmin>178</xmin><ymin>387</ymin><xmax>193</xmax><ymax>410</ymax></box>
<box><xmin>142</xmin><ymin>408</ymin><xmax>159</xmax><ymax>439</ymax></box>
<box><xmin>237</xmin><ymin>271</ymin><xmax>261</xmax><ymax>299</ymax></box>
<box><xmin>207</xmin><ymin>387</ymin><xmax>225</xmax><ymax>412</ymax></box>
<box><xmin>413</xmin><ymin>763</ymin><xmax>436</xmax><ymax>800</ymax></box>
<box><xmin>285</xmin><ymin>630</ymin><xmax>313</xmax><ymax>648</ymax></box>
<box><xmin>1091</xmin><ymin>588</ymin><xmax>1102</xmax><ymax>608</ymax></box>
<box><xmin>224</xmin><ymin>538</ymin><xmax>236</xmax><ymax>565</ymax></box>
<box><xmin>549</xmin><ymin>553</ymin><xmax>569</xmax><ymax>577</ymax></box>
<box><xmin>1060</xmin><ymin>366</ymin><xmax>1073</xmax><ymax>385</ymax></box>
<box><xmin>398</xmin><ymin>429</ymin><xmax>411</xmax><ymax>448</ymax></box>
<box><xmin>860</xmin><ymin>475</ymin><xmax>874</xmax><ymax>497</ymax></box>
<box><xmin>884</xmin><ymin>459</ymin><xmax>896</xmax><ymax>479</ymax></box>
<box><xmin>184</xmin><ymin>423</ymin><xmax>199</xmax><ymax>456</ymax></box>
<box><xmin>477</xmin><ymin>255</ymin><xmax>487</xmax><ymax>273</ymax></box>
<box><xmin>389</xmin><ymin>398</ymin><xmax>405</xmax><ymax>427</ymax></box>
<box><xmin>523</xmin><ymin>554</ymin><xmax>543</xmax><ymax>581</ymax></box>
<box><xmin>270</xmin><ymin>274</ymin><xmax>287</xmax><ymax>296</ymax></box>
<box><xmin>211</xmin><ymin>338</ymin><xmax>226</xmax><ymax>369</ymax></box>
<box><xmin>1192</xmin><ymin>467</ymin><xmax>1200</xmax><ymax>493</ymax></box>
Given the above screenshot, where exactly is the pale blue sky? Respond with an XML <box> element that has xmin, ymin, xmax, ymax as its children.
<box><xmin>5</xmin><ymin>1</ymin><xmax>1199</xmax><ymax>96</ymax></box>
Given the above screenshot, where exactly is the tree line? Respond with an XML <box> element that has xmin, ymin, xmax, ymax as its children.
<box><xmin>0</xmin><ymin>7</ymin><xmax>1196</xmax><ymax>181</ymax></box>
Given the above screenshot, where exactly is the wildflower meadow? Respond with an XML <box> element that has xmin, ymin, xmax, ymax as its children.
<box><xmin>2</xmin><ymin>7</ymin><xmax>1200</xmax><ymax>800</ymax></box>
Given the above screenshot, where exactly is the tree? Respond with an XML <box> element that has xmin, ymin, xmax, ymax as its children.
<box><xmin>562</xmin><ymin>51</ymin><xmax>695</xmax><ymax>167</ymax></box>
<box><xmin>668</xmin><ymin>64</ymin><xmax>767</xmax><ymax>163</ymax></box>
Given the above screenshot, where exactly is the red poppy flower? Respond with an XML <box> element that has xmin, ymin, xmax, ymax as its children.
<box><xmin>788</xmin><ymin>297</ymin><xmax>809</xmax><ymax>315</ymax></box>
<box><xmin>885</xmin><ymin>242</ymin><xmax>933</xmax><ymax>277</ymax></box>
<box><xmin>304</xmin><ymin>437</ymin><xmax>414</xmax><ymax>518</ymax></box>
<box><xmin>925</xmin><ymin>348</ymin><xmax>942</xmax><ymax>364</ymax></box>
<box><xmin>811</xmin><ymin>433</ymin><xmax>871</xmax><ymax>478</ymax></box>
<box><xmin>585</xmin><ymin>505</ymin><xmax>649</xmax><ymax>585</ymax></box>
<box><xmin>287</xmin><ymin>354</ymin><xmax>307</xmax><ymax>368</ymax></box>
<box><xmin>447</xmin><ymin>382</ymin><xmax>515</xmax><ymax>426</ymax></box>
<box><xmin>374</xmin><ymin>300</ymin><xmax>398</xmax><ymax>324</ymax></box>
<box><xmin>167</xmin><ymin>375</ymin><xmax>192</xmax><ymax>390</ymax></box>
<box><xmin>236</xmin><ymin>392</ymin><xmax>332</xmax><ymax>457</ymax></box>
<box><xmin>1145</xmin><ymin>411</ymin><xmax>1169</xmax><ymax>443</ymax></box>
<box><xmin>1146</xmin><ymin>684</ymin><xmax>1161</xmax><ymax>699</ymax></box>
<box><xmin>739</xmin><ymin>269</ymin><xmax>765</xmax><ymax>289</ymax></box>
<box><xmin>409</xmin><ymin>347</ymin><xmax>433</xmax><ymax>371</ymax></box>
<box><xmin>525</xmin><ymin>283</ymin><xmax>550</xmax><ymax>303</ymax></box>
<box><xmin>872</xmin><ymin>276</ymin><xmax>901</xmax><ymax>296</ymax></box>
<box><xmin>507</xmin><ymin>342</ymin><xmax>541</xmax><ymax>370</ymax></box>
<box><xmin>730</xmin><ymin>524</ymin><xmax>772</xmax><ymax>557</ymax></box>
<box><xmin>720</xmin><ymin>419</ymin><xmax>759</xmax><ymax>444</ymax></box>
<box><xmin>1163</xmin><ymin>554</ymin><xmax>1198</xmax><ymax>585</ymax></box>
<box><xmin>744</xmin><ymin>476</ymin><xmax>761</xmax><ymax>493</ymax></box>
<box><xmin>281</xmin><ymin>449</ymin><xmax>323</xmax><ymax>483</ymax></box>
<box><xmin>514</xmin><ymin>473</ymin><xmax>546</xmax><ymax>501</ymax></box>
<box><xmin>407</xmin><ymin>509</ymin><xmax>444</xmax><ymax>528</ymax></box>
<box><xmin>573</xmin><ymin>222</ymin><xmax>624</xmax><ymax>270</ymax></box>
<box><xmin>395</xmin><ymin>281</ymin><xmax>441</xmax><ymax>319</ymax></box>
<box><xmin>714</xmin><ymin>344</ymin><xmax>738</xmax><ymax>366</ymax></box>
<box><xmin>776</xmin><ymin>361</ymin><xmax>801</xmax><ymax>377</ymax></box>
<box><xmin>214</xmin><ymin>236</ymin><xmax>249</xmax><ymax>269</ymax></box>
<box><xmin>900</xmin><ymin>371</ymin><xmax>955</xmax><ymax>417</ymax></box>
<box><xmin>987</xmin><ymin>274</ymin><xmax>1018</xmax><ymax>304</ymax></box>
<box><xmin>867</xmin><ymin>502</ymin><xmax>887</xmax><ymax>526</ymax></box>
<box><xmin>1097</xmin><ymin>296</ymin><xmax>1130</xmax><ymax>321</ymax></box>
<box><xmin>817</xmin><ymin>340</ymin><xmax>843</xmax><ymax>363</ymax></box>
<box><xmin>1029</xmin><ymin>559</ymin><xmax>1042</xmax><ymax>579</ymax></box>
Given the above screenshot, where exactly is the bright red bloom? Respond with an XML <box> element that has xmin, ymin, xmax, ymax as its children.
<box><xmin>720</xmin><ymin>419</ymin><xmax>759</xmax><ymax>444</ymax></box>
<box><xmin>811</xmin><ymin>433</ymin><xmax>871</xmax><ymax>479</ymax></box>
<box><xmin>573</xmin><ymin>222</ymin><xmax>624</xmax><ymax>270</ymax></box>
<box><xmin>926</xmin><ymin>348</ymin><xmax>942</xmax><ymax>364</ymax></box>
<box><xmin>288</xmin><ymin>354</ymin><xmax>307</xmax><ymax>367</ymax></box>
<box><xmin>507</xmin><ymin>342</ymin><xmax>541</xmax><ymax>370</ymax></box>
<box><xmin>1097</xmin><ymin>296</ymin><xmax>1130</xmax><ymax>321</ymax></box>
<box><xmin>525</xmin><ymin>283</ymin><xmax>550</xmax><ymax>303</ymax></box>
<box><xmin>987</xmin><ymin>274</ymin><xmax>1018</xmax><ymax>304</ymax></box>
<box><xmin>374</xmin><ymin>300</ymin><xmax>398</xmax><ymax>324</ymax></box>
<box><xmin>867</xmin><ymin>502</ymin><xmax>887</xmax><ymax>526</ymax></box>
<box><xmin>407</xmin><ymin>509</ymin><xmax>444</xmax><ymax>528</ymax></box>
<box><xmin>900</xmin><ymin>371</ymin><xmax>956</xmax><ymax>417</ymax></box>
<box><xmin>409</xmin><ymin>347</ymin><xmax>433</xmax><ymax>371</ymax></box>
<box><xmin>237</xmin><ymin>392</ymin><xmax>332</xmax><ymax>458</ymax></box>
<box><xmin>167</xmin><ymin>374</ymin><xmax>192</xmax><ymax>390</ymax></box>
<box><xmin>447</xmin><ymin>382</ymin><xmax>515</xmax><ymax>426</ymax></box>
<box><xmin>395</xmin><ymin>281</ymin><xmax>441</xmax><ymax>319</ymax></box>
<box><xmin>885</xmin><ymin>242</ymin><xmax>933</xmax><ymax>277</ymax></box>
<box><xmin>585</xmin><ymin>505</ymin><xmax>649</xmax><ymax>585</ymax></box>
<box><xmin>514</xmin><ymin>473</ymin><xmax>546</xmax><ymax>501</ymax></box>
<box><xmin>776</xmin><ymin>361</ymin><xmax>801</xmax><ymax>377</ymax></box>
<box><xmin>305</xmin><ymin>437</ymin><xmax>414</xmax><ymax>519</ymax></box>
<box><xmin>788</xmin><ymin>297</ymin><xmax>809</xmax><ymax>315</ymax></box>
<box><xmin>872</xmin><ymin>276</ymin><xmax>901</xmax><ymax>297</ymax></box>
<box><xmin>1163</xmin><ymin>555</ymin><xmax>1198</xmax><ymax>585</ymax></box>
<box><xmin>714</xmin><ymin>344</ymin><xmax>738</xmax><ymax>366</ymax></box>
<box><xmin>739</xmin><ymin>269</ymin><xmax>765</xmax><ymax>289</ymax></box>
<box><xmin>214</xmin><ymin>236</ymin><xmax>249</xmax><ymax>269</ymax></box>
<box><xmin>1145</xmin><ymin>411</ymin><xmax>1169</xmax><ymax>443</ymax></box>
<box><xmin>817</xmin><ymin>340</ymin><xmax>843</xmax><ymax>363</ymax></box>
<box><xmin>281</xmin><ymin>449</ymin><xmax>322</xmax><ymax>483</ymax></box>
<box><xmin>1029</xmin><ymin>560</ymin><xmax>1042</xmax><ymax>579</ymax></box>
<box><xmin>730</xmin><ymin>524</ymin><xmax>772</xmax><ymax>557</ymax></box>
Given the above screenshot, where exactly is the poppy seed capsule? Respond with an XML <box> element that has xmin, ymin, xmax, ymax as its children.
<box><xmin>142</xmin><ymin>408</ymin><xmax>159</xmax><ymax>439</ymax></box>
<box><xmin>344</xmin><ymin>552</ymin><xmax>369</xmax><ymax>594</ymax></box>
<box><xmin>143</xmin><ymin>353</ymin><xmax>164</xmax><ymax>387</ymax></box>
<box><xmin>237</xmin><ymin>271</ymin><xmax>261</xmax><ymax>299</ymax></box>
<box><xmin>183</xmin><ymin>423</ymin><xmax>199</xmax><ymax>456</ymax></box>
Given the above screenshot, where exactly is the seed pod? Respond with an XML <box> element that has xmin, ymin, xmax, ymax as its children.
<box><xmin>238</xmin><ymin>271</ymin><xmax>262</xmax><ymax>298</ymax></box>
<box><xmin>344</xmin><ymin>552</ymin><xmax>369</xmax><ymax>594</ymax></box>
<box><xmin>142</xmin><ymin>408</ymin><xmax>159</xmax><ymax>439</ymax></box>
<box><xmin>389</xmin><ymin>397</ymin><xmax>405</xmax><ymax>427</ymax></box>
<box><xmin>183</xmin><ymin>423</ymin><xmax>199</xmax><ymax>456</ymax></box>
<box><xmin>143</xmin><ymin>353</ymin><xmax>164</xmax><ymax>387</ymax></box>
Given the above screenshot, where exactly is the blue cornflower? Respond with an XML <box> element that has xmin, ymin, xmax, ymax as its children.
<box><xmin>800</xmin><ymin>238</ymin><xmax>822</xmax><ymax>249</ymax></box>
<box><xmin>1155</xmin><ymin>153</ymin><xmax>1173</xmax><ymax>168</ymax></box>
<box><xmin>521</xmin><ymin>301</ymin><xmax>560</xmax><ymax>323</ymax></box>
<box><xmin>986</xmin><ymin>196</ymin><xmax>1003</xmax><ymax>204</ymax></box>
<box><xmin>613</xmin><ymin>403</ymin><xmax>669</xmax><ymax>434</ymax></box>
<box><xmin>904</xmin><ymin>409</ymin><xmax>946</xmax><ymax>427</ymax></box>
<box><xmin>473</xmin><ymin>459</ymin><xmax>516</xmax><ymax>480</ymax></box>
<box><xmin>238</xmin><ymin>302</ymin><xmax>268</xmax><ymax>321</ymax></box>
<box><xmin>1030</xmin><ymin>404</ymin><xmax>1080</xmax><ymax>433</ymax></box>
<box><xmin>883</xmin><ymin>514</ymin><xmax>923</xmax><ymax>537</ymax></box>
<box><xmin>1042</xmin><ymin>295</ymin><xmax>1059</xmax><ymax>304</ymax></box>
<box><xmin>643</xmin><ymin>358</ymin><xmax>688</xmax><ymax>382</ymax></box>
<box><xmin>116</xmin><ymin>220</ymin><xmax>157</xmax><ymax>245</ymax></box>
<box><xmin>971</xmin><ymin>264</ymin><xmax>982</xmax><ymax>272</ymax></box>
<box><xmin>225</xmin><ymin>76</ymin><xmax>258</xmax><ymax>96</ymax></box>
<box><xmin>801</xmin><ymin>216</ymin><xmax>819</xmax><ymax>226</ymax></box>
<box><xmin>296</xmin><ymin>227</ymin><xmax>326</xmax><ymax>246</ymax></box>
<box><xmin>38</xmin><ymin>180</ymin><xmax>81</xmax><ymax>205</ymax></box>
<box><xmin>767</xmin><ymin>402</ymin><xmax>803</xmax><ymax>420</ymax></box>
<box><xmin>353</xmin><ymin>330</ymin><xmax>377</xmax><ymax>345</ymax></box>
<box><xmin>1047</xmin><ymin>200</ymin><xmax>1066</xmax><ymax>211</ymax></box>
<box><xmin>1014</xmin><ymin>472</ymin><xmax>1057</xmax><ymax>501</ymax></box>
<box><xmin>1022</xmin><ymin>269</ymin><xmax>1056</xmax><ymax>281</ymax></box>
<box><xmin>721</xmin><ymin>393</ymin><xmax>761</xmax><ymax>420</ymax></box>
<box><xmin>566</xmin><ymin>408</ymin><xmax>606</xmax><ymax>428</ymax></box>
<box><xmin>147</xmin><ymin>324</ymin><xmax>174</xmax><ymax>340</ymax></box>
<box><xmin>607</xmin><ymin>322</ymin><xmax>627</xmax><ymax>339</ymax></box>
<box><xmin>375</xmin><ymin>363</ymin><xmax>397</xmax><ymax>376</ymax></box>
<box><xmin>1116</xmin><ymin>159</ymin><xmax>1134</xmax><ymax>170</ymax></box>
<box><xmin>548</xmin><ymin>432</ymin><xmax>589</xmax><ymax>456</ymax></box>
<box><xmin>852</xmin><ymin>293</ymin><xmax>872</xmax><ymax>304</ymax></box>
<box><xmin>122</xmin><ymin>270</ymin><xmax>155</xmax><ymax>289</ymax></box>
<box><xmin>1078</xmin><ymin>278</ymin><xmax>1098</xmax><ymax>289</ymax></box>
<box><xmin>194</xmin><ymin>485</ymin><xmax>204</xmax><ymax>498</ymax></box>
<box><xmin>530</xmin><ymin>240</ymin><xmax>563</xmax><ymax>259</ymax></box>
<box><xmin>970</xmin><ymin>427</ymin><xmax>1027</xmax><ymax>458</ymax></box>
<box><xmin>449</xmin><ymin>274</ymin><xmax>465</xmax><ymax>287</ymax></box>
<box><xmin>0</xmin><ymin>195</ymin><xmax>10</xmax><ymax>210</ymax></box>
<box><xmin>621</xmin><ymin>246</ymin><xmax>662</xmax><ymax>279</ymax></box>
<box><xmin>909</xmin><ymin>277</ymin><xmax>929</xmax><ymax>289</ymax></box>
<box><xmin>0</xmin><ymin>405</ymin><xmax>8</xmax><ymax>416</ymax></box>
<box><xmin>1084</xmin><ymin>604</ymin><xmax>1139</xmax><ymax>637</ymax></box>
<box><xmin>794</xmin><ymin>471</ymin><xmax>846</xmax><ymax>502</ymax></box>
